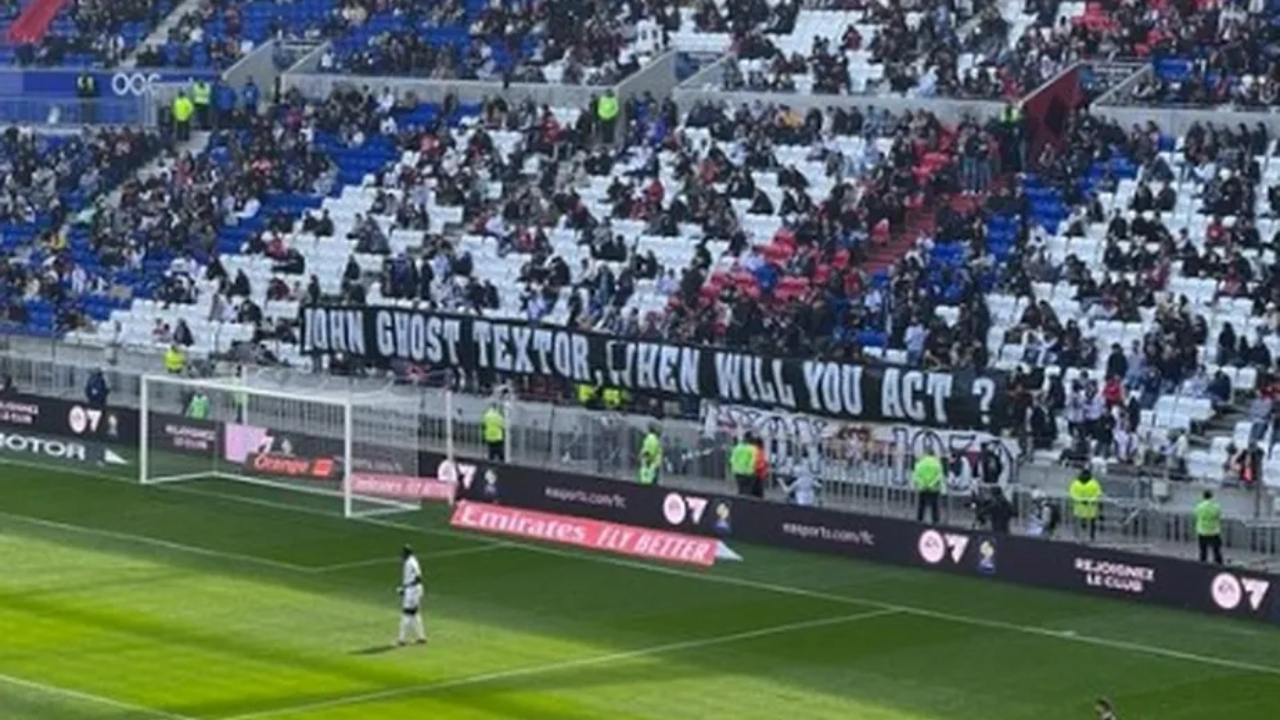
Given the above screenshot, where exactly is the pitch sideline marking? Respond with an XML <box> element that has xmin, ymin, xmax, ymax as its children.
<box><xmin>0</xmin><ymin>510</ymin><xmax>313</xmax><ymax>573</ymax></box>
<box><xmin>0</xmin><ymin>510</ymin><xmax>510</xmax><ymax>575</ymax></box>
<box><xmin>0</xmin><ymin>671</ymin><xmax>198</xmax><ymax>720</ymax></box>
<box><xmin>218</xmin><ymin>609</ymin><xmax>903</xmax><ymax>720</ymax></box>
<box><xmin>4</xmin><ymin>457</ymin><xmax>1280</xmax><ymax>683</ymax></box>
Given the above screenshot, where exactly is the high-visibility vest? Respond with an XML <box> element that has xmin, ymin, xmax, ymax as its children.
<box><xmin>1070</xmin><ymin>478</ymin><xmax>1101</xmax><ymax>520</ymax></box>
<box><xmin>597</xmin><ymin>95</ymin><xmax>619</xmax><ymax>122</ymax></box>
<box><xmin>163</xmin><ymin>347</ymin><xmax>185</xmax><ymax>373</ymax></box>
<box><xmin>482</xmin><ymin>408</ymin><xmax>504</xmax><ymax>443</ymax></box>
<box><xmin>187</xmin><ymin>393</ymin><xmax>209</xmax><ymax>419</ymax></box>
<box><xmin>576</xmin><ymin>384</ymin><xmax>596</xmax><ymax>405</ymax></box>
<box><xmin>192</xmin><ymin>81</ymin><xmax>211</xmax><ymax>106</ymax></box>
<box><xmin>173</xmin><ymin>96</ymin><xmax>194</xmax><ymax>122</ymax></box>
<box><xmin>730</xmin><ymin>442</ymin><xmax>756</xmax><ymax>475</ymax></box>
<box><xmin>913</xmin><ymin>455</ymin><xmax>943</xmax><ymax>492</ymax></box>
<box><xmin>602</xmin><ymin>387</ymin><xmax>623</xmax><ymax>408</ymax></box>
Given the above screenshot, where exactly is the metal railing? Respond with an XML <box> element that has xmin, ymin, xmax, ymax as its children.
<box><xmin>3</xmin><ymin>345</ymin><xmax>1280</xmax><ymax>568</ymax></box>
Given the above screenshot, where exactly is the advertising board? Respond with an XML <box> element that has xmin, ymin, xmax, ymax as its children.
<box><xmin>6</xmin><ymin>389</ymin><xmax>1273</xmax><ymax>625</ymax></box>
<box><xmin>16</xmin><ymin>70</ymin><xmax>219</xmax><ymax>97</ymax></box>
<box><xmin>444</xmin><ymin>449</ymin><xmax>1280</xmax><ymax>625</ymax></box>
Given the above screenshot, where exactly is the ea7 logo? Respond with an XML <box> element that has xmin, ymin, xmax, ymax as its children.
<box><xmin>437</xmin><ymin>459</ymin><xmax>478</xmax><ymax>489</ymax></box>
<box><xmin>918</xmin><ymin>529</ymin><xmax>969</xmax><ymax>565</ymax></box>
<box><xmin>662</xmin><ymin>493</ymin><xmax>708</xmax><ymax>526</ymax></box>
<box><xmin>1211</xmin><ymin>572</ymin><xmax>1271</xmax><ymax>612</ymax></box>
<box><xmin>67</xmin><ymin>405</ymin><xmax>103</xmax><ymax>435</ymax></box>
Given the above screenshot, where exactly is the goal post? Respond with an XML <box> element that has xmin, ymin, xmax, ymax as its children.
<box><xmin>138</xmin><ymin>373</ymin><xmax>434</xmax><ymax>518</ymax></box>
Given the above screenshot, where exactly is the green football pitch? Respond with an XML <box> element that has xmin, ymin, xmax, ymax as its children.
<box><xmin>2</xmin><ymin>453</ymin><xmax>1279</xmax><ymax>720</ymax></box>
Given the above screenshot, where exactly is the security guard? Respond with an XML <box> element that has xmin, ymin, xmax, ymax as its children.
<box><xmin>576</xmin><ymin>383</ymin><xmax>598</xmax><ymax>409</ymax></box>
<box><xmin>172</xmin><ymin>91</ymin><xmax>194</xmax><ymax>142</ymax></box>
<box><xmin>596</xmin><ymin>89</ymin><xmax>619</xmax><ymax>145</ymax></box>
<box><xmin>601</xmin><ymin>386</ymin><xmax>625</xmax><ymax>410</ymax></box>
<box><xmin>191</xmin><ymin>77</ymin><xmax>212</xmax><ymax>130</ymax></box>
<box><xmin>730</xmin><ymin>433</ymin><xmax>758</xmax><ymax>496</ymax></box>
<box><xmin>75</xmin><ymin>71</ymin><xmax>97</xmax><ymax>123</ymax></box>
<box><xmin>1194</xmin><ymin>489</ymin><xmax>1223</xmax><ymax>564</ymax></box>
<box><xmin>913</xmin><ymin>448</ymin><xmax>943</xmax><ymax>524</ymax></box>
<box><xmin>638</xmin><ymin>423</ymin><xmax>662</xmax><ymax>485</ymax></box>
<box><xmin>481</xmin><ymin>402</ymin><xmax>505</xmax><ymax>462</ymax></box>
<box><xmin>163</xmin><ymin>344</ymin><xmax>186</xmax><ymax>375</ymax></box>
<box><xmin>1069</xmin><ymin>469</ymin><xmax>1102</xmax><ymax>542</ymax></box>
<box><xmin>186</xmin><ymin>390</ymin><xmax>210</xmax><ymax>419</ymax></box>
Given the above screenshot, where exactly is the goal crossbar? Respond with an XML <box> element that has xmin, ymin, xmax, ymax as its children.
<box><xmin>138</xmin><ymin>373</ymin><xmax>425</xmax><ymax>519</ymax></box>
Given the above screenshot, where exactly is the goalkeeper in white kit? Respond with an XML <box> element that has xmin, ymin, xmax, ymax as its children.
<box><xmin>397</xmin><ymin>545</ymin><xmax>427</xmax><ymax>646</ymax></box>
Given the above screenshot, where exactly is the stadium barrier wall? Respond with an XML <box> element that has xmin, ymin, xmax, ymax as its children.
<box><xmin>670</xmin><ymin>81</ymin><xmax>1008</xmax><ymax>123</ymax></box>
<box><xmin>442</xmin><ymin>456</ymin><xmax>1280</xmax><ymax>626</ymax></box>
<box><xmin>1091</xmin><ymin>86</ymin><xmax>1280</xmax><ymax>136</ymax></box>
<box><xmin>0</xmin><ymin>68</ymin><xmax>219</xmax><ymax>98</ymax></box>
<box><xmin>223</xmin><ymin>38</ymin><xmax>286</xmax><ymax>91</ymax></box>
<box><xmin>0</xmin><ymin>344</ymin><xmax>1272</xmax><ymax>541</ymax></box>
<box><xmin>279</xmin><ymin>50</ymin><xmax>680</xmax><ymax>111</ymax></box>
<box><xmin>1</xmin><ymin>386</ymin><xmax>1278</xmax><ymax>625</ymax></box>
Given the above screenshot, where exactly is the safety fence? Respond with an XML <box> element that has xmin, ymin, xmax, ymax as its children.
<box><xmin>2</xmin><ymin>349</ymin><xmax>1279</xmax><ymax>567</ymax></box>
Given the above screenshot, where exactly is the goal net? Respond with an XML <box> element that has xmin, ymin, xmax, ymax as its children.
<box><xmin>138</xmin><ymin>373</ymin><xmax>449</xmax><ymax>519</ymax></box>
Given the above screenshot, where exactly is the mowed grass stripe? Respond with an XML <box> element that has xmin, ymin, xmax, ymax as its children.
<box><xmin>219</xmin><ymin>609</ymin><xmax>904</xmax><ymax>720</ymax></box>
<box><xmin>5</xmin><ymin>455</ymin><xmax>1280</xmax><ymax>675</ymax></box>
<box><xmin>3</xmin><ymin>455</ymin><xmax>1280</xmax><ymax>720</ymax></box>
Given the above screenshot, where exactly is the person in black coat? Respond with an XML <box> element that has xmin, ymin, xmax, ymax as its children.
<box><xmin>984</xmin><ymin>486</ymin><xmax>1016</xmax><ymax>534</ymax></box>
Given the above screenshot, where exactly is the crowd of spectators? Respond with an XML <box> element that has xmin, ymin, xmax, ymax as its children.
<box><xmin>13</xmin><ymin>0</ymin><xmax>172</xmax><ymax>67</ymax></box>
<box><xmin>333</xmin><ymin>0</ymin><xmax>670</xmax><ymax>84</ymax></box>
<box><xmin>81</xmin><ymin>93</ymin><xmax>336</xmax><ymax>349</ymax></box>
<box><xmin>332</xmin><ymin>92</ymin><xmax>1015</xmax><ymax>368</ymax></box>
<box><xmin>721</xmin><ymin>0</ymin><xmax>1021</xmax><ymax>97</ymax></box>
<box><xmin>136</xmin><ymin>0</ymin><xmax>379</xmax><ymax>70</ymax></box>
<box><xmin>893</xmin><ymin>108</ymin><xmax>1280</xmax><ymax>477</ymax></box>
<box><xmin>1123</xmin><ymin>0</ymin><xmax>1280</xmax><ymax>108</ymax></box>
<box><xmin>0</xmin><ymin>126</ymin><xmax>164</xmax><ymax>333</ymax></box>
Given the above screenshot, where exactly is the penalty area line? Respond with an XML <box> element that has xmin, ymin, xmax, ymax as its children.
<box><xmin>0</xmin><ymin>509</ymin><xmax>314</xmax><ymax>574</ymax></box>
<box><xmin>217</xmin><ymin>609</ymin><xmax>902</xmax><ymax>720</ymax></box>
<box><xmin>0</xmin><ymin>671</ymin><xmax>197</xmax><ymax>720</ymax></box>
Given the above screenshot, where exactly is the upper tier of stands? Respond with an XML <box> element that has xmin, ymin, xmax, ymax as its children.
<box><xmin>134</xmin><ymin>0</ymin><xmax>673</xmax><ymax>78</ymax></box>
<box><xmin>3</xmin><ymin>0</ymin><xmax>175</xmax><ymax>67</ymax></box>
<box><xmin>53</xmin><ymin>92</ymin><xmax>994</xmax><ymax>372</ymax></box>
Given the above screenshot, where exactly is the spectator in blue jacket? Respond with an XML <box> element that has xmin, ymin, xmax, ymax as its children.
<box><xmin>85</xmin><ymin>369</ymin><xmax>108</xmax><ymax>407</ymax></box>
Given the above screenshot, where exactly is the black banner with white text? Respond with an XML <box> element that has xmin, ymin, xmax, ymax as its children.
<box><xmin>298</xmin><ymin>305</ymin><xmax>1007</xmax><ymax>431</ymax></box>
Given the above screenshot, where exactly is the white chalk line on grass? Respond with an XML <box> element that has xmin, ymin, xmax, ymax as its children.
<box><xmin>0</xmin><ymin>509</ymin><xmax>508</xmax><ymax>576</ymax></box>
<box><xmin>218</xmin><ymin>608</ymin><xmax>903</xmax><ymax>720</ymax></box>
<box><xmin>4</xmin><ymin>455</ymin><xmax>1280</xmax><ymax>694</ymax></box>
<box><xmin>0</xmin><ymin>670</ymin><xmax>199</xmax><ymax>720</ymax></box>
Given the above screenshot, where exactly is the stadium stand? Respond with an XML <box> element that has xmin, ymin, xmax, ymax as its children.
<box><xmin>137</xmin><ymin>0</ymin><xmax>356</xmax><ymax>70</ymax></box>
<box><xmin>0</xmin><ymin>0</ymin><xmax>1276</xmax><ymax>529</ymax></box>
<box><xmin>918</xmin><ymin>109</ymin><xmax>1280</xmax><ymax>492</ymax></box>
<box><xmin>327</xmin><ymin>0</ymin><xmax>667</xmax><ymax>84</ymax></box>
<box><xmin>64</xmin><ymin>94</ymin><xmax>997</xmax><ymax>371</ymax></box>
<box><xmin>711</xmin><ymin>0</ymin><xmax>1073</xmax><ymax>98</ymax></box>
<box><xmin>0</xmin><ymin>125</ymin><xmax>164</xmax><ymax>335</ymax></box>
<box><xmin>7</xmin><ymin>0</ymin><xmax>176</xmax><ymax>67</ymax></box>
